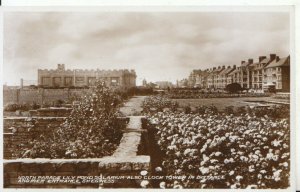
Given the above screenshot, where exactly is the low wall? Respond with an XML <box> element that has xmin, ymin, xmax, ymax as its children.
<box><xmin>3</xmin><ymin>116</ymin><xmax>151</xmax><ymax>188</ymax></box>
<box><xmin>4</xmin><ymin>156</ymin><xmax>150</xmax><ymax>188</ymax></box>
<box><xmin>3</xmin><ymin>88</ymin><xmax>90</xmax><ymax>105</ymax></box>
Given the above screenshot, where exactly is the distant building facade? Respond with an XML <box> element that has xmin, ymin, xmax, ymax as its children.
<box><xmin>38</xmin><ymin>64</ymin><xmax>136</xmax><ymax>90</ymax></box>
<box><xmin>184</xmin><ymin>53</ymin><xmax>290</xmax><ymax>92</ymax></box>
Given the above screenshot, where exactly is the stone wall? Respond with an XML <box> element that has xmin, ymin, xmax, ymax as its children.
<box><xmin>4</xmin><ymin>156</ymin><xmax>150</xmax><ymax>188</ymax></box>
<box><xmin>3</xmin><ymin>116</ymin><xmax>151</xmax><ymax>188</ymax></box>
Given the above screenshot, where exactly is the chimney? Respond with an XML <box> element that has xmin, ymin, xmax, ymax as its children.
<box><xmin>233</xmin><ymin>65</ymin><xmax>236</xmax><ymax>68</ymax></box>
<box><xmin>213</xmin><ymin>67</ymin><xmax>216</xmax><ymax>70</ymax></box>
<box><xmin>218</xmin><ymin>66</ymin><xmax>221</xmax><ymax>69</ymax></box>
<box><xmin>222</xmin><ymin>65</ymin><xmax>226</xmax><ymax>69</ymax></box>
<box><xmin>276</xmin><ymin>56</ymin><xmax>280</xmax><ymax>62</ymax></box>
<box><xmin>248</xmin><ymin>59</ymin><xmax>253</xmax><ymax>64</ymax></box>
<box><xmin>259</xmin><ymin>56</ymin><xmax>266</xmax><ymax>62</ymax></box>
<box><xmin>270</xmin><ymin>54</ymin><xmax>276</xmax><ymax>61</ymax></box>
<box><xmin>241</xmin><ymin>61</ymin><xmax>245</xmax><ymax>65</ymax></box>
<box><xmin>227</xmin><ymin>66</ymin><xmax>231</xmax><ymax>69</ymax></box>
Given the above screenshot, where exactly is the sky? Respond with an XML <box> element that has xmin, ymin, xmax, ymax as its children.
<box><xmin>3</xmin><ymin>12</ymin><xmax>290</xmax><ymax>86</ymax></box>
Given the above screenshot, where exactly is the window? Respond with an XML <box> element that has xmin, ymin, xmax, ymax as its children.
<box><xmin>64</xmin><ymin>77</ymin><xmax>73</xmax><ymax>86</ymax></box>
<box><xmin>42</xmin><ymin>77</ymin><xmax>51</xmax><ymax>86</ymax></box>
<box><xmin>75</xmin><ymin>77</ymin><xmax>85</xmax><ymax>86</ymax></box>
<box><xmin>53</xmin><ymin>77</ymin><xmax>62</xmax><ymax>87</ymax></box>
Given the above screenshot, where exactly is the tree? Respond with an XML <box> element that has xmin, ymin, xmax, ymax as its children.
<box><xmin>225</xmin><ymin>83</ymin><xmax>242</xmax><ymax>93</ymax></box>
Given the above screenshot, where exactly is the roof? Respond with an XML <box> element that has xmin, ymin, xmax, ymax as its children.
<box><xmin>218</xmin><ymin>67</ymin><xmax>235</xmax><ymax>75</ymax></box>
<box><xmin>227</xmin><ymin>67</ymin><xmax>240</xmax><ymax>76</ymax></box>
<box><xmin>251</xmin><ymin>62</ymin><xmax>264</xmax><ymax>70</ymax></box>
<box><xmin>207</xmin><ymin>67</ymin><xmax>225</xmax><ymax>77</ymax></box>
<box><xmin>260</xmin><ymin>58</ymin><xmax>271</xmax><ymax>64</ymax></box>
<box><xmin>241</xmin><ymin>62</ymin><xmax>250</xmax><ymax>67</ymax></box>
<box><xmin>266</xmin><ymin>56</ymin><xmax>290</xmax><ymax>68</ymax></box>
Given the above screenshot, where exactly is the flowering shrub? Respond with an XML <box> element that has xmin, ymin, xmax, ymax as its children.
<box><xmin>147</xmin><ymin>109</ymin><xmax>290</xmax><ymax>189</ymax></box>
<box><xmin>22</xmin><ymin>81</ymin><xmax>124</xmax><ymax>158</ymax></box>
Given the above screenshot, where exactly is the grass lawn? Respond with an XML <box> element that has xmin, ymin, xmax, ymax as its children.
<box><xmin>172</xmin><ymin>97</ymin><xmax>289</xmax><ymax>111</ymax></box>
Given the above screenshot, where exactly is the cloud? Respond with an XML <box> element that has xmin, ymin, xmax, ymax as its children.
<box><xmin>3</xmin><ymin>12</ymin><xmax>290</xmax><ymax>85</ymax></box>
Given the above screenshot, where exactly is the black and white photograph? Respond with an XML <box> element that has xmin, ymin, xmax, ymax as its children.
<box><xmin>0</xmin><ymin>2</ymin><xmax>298</xmax><ymax>191</ymax></box>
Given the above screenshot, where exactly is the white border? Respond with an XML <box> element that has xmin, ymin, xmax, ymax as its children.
<box><xmin>0</xmin><ymin>1</ymin><xmax>299</xmax><ymax>192</ymax></box>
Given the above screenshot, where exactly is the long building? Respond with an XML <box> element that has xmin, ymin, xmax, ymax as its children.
<box><xmin>185</xmin><ymin>53</ymin><xmax>290</xmax><ymax>92</ymax></box>
<box><xmin>38</xmin><ymin>64</ymin><xmax>137</xmax><ymax>90</ymax></box>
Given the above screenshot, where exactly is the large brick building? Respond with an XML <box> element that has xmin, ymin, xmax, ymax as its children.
<box><xmin>185</xmin><ymin>53</ymin><xmax>290</xmax><ymax>92</ymax></box>
<box><xmin>38</xmin><ymin>64</ymin><xmax>137</xmax><ymax>90</ymax></box>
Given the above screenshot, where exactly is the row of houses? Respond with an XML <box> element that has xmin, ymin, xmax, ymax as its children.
<box><xmin>181</xmin><ymin>53</ymin><xmax>290</xmax><ymax>92</ymax></box>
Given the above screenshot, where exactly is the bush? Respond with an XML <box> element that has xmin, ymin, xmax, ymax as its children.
<box><xmin>225</xmin><ymin>83</ymin><xmax>242</xmax><ymax>93</ymax></box>
<box><xmin>21</xmin><ymin>81</ymin><xmax>124</xmax><ymax>158</ymax></box>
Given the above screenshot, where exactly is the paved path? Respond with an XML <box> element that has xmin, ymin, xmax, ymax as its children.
<box><xmin>119</xmin><ymin>96</ymin><xmax>146</xmax><ymax>116</ymax></box>
<box><xmin>113</xmin><ymin>116</ymin><xmax>145</xmax><ymax>158</ymax></box>
<box><xmin>113</xmin><ymin>96</ymin><xmax>146</xmax><ymax>158</ymax></box>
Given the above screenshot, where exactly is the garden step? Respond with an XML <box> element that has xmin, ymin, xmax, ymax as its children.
<box><xmin>112</xmin><ymin>116</ymin><xmax>145</xmax><ymax>158</ymax></box>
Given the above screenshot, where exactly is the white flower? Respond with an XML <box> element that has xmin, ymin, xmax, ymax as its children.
<box><xmin>210</xmin><ymin>159</ymin><xmax>218</xmax><ymax>164</ymax></box>
<box><xmin>263</xmin><ymin>137</ymin><xmax>268</xmax><ymax>142</ymax></box>
<box><xmin>249</xmin><ymin>165</ymin><xmax>255</xmax><ymax>172</ymax></box>
<box><xmin>155</xmin><ymin>167</ymin><xmax>162</xmax><ymax>172</ymax></box>
<box><xmin>229</xmin><ymin>171</ymin><xmax>235</xmax><ymax>176</ymax></box>
<box><xmin>260</xmin><ymin>170</ymin><xmax>267</xmax><ymax>174</ymax></box>
<box><xmin>266</xmin><ymin>152</ymin><xmax>274</xmax><ymax>160</ymax></box>
<box><xmin>282</xmin><ymin>162</ymin><xmax>289</xmax><ymax>167</ymax></box>
<box><xmin>159</xmin><ymin>181</ymin><xmax>166</xmax><ymax>189</ymax></box>
<box><xmin>140</xmin><ymin>170</ymin><xmax>148</xmax><ymax>176</ymax></box>
<box><xmin>257</xmin><ymin>174</ymin><xmax>262</xmax><ymax>179</ymax></box>
<box><xmin>255</xmin><ymin>150</ymin><xmax>261</xmax><ymax>155</ymax></box>
<box><xmin>273</xmin><ymin>169</ymin><xmax>282</xmax><ymax>181</ymax></box>
<box><xmin>199</xmin><ymin>167</ymin><xmax>210</xmax><ymax>174</ymax></box>
<box><xmin>272</xmin><ymin>155</ymin><xmax>279</xmax><ymax>161</ymax></box>
<box><xmin>236</xmin><ymin>175</ymin><xmax>243</xmax><ymax>181</ymax></box>
<box><xmin>283</xmin><ymin>143</ymin><xmax>289</xmax><ymax>149</ymax></box>
<box><xmin>140</xmin><ymin>180</ymin><xmax>149</xmax><ymax>188</ymax></box>
<box><xmin>184</xmin><ymin>148</ymin><xmax>191</xmax><ymax>156</ymax></box>
<box><xmin>271</xmin><ymin>139</ymin><xmax>282</xmax><ymax>147</ymax></box>
<box><xmin>224</xmin><ymin>159</ymin><xmax>230</xmax><ymax>164</ymax></box>
<box><xmin>215</xmin><ymin>151</ymin><xmax>222</xmax><ymax>157</ymax></box>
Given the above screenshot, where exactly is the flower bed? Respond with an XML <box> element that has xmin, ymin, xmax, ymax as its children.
<box><xmin>145</xmin><ymin>101</ymin><xmax>290</xmax><ymax>188</ymax></box>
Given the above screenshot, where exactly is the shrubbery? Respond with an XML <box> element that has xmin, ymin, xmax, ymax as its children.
<box><xmin>21</xmin><ymin>81</ymin><xmax>125</xmax><ymax>158</ymax></box>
